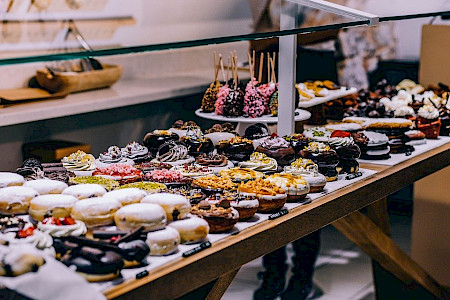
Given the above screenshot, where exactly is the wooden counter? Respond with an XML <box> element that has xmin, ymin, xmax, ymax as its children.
<box><xmin>103</xmin><ymin>142</ymin><xmax>450</xmax><ymax>299</ymax></box>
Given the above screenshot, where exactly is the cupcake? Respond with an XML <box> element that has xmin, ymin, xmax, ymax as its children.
<box><xmin>121</xmin><ymin>141</ymin><xmax>152</xmax><ymax>163</ymax></box>
<box><xmin>217</xmin><ymin>136</ymin><xmax>254</xmax><ymax>162</ymax></box>
<box><xmin>284</xmin><ymin>158</ymin><xmax>326</xmax><ymax>193</ymax></box>
<box><xmin>191</xmin><ymin>200</ymin><xmax>239</xmax><ymax>233</ymax></box>
<box><xmin>438</xmin><ymin>97</ymin><xmax>450</xmax><ymax>136</ymax></box>
<box><xmin>206</xmin><ymin>192</ymin><xmax>259</xmax><ymax>220</ymax></box>
<box><xmin>416</xmin><ymin>105</ymin><xmax>441</xmax><ymax>139</ymax></box>
<box><xmin>327</xmin><ymin>131</ymin><xmax>361</xmax><ymax>174</ymax></box>
<box><xmin>238</xmin><ymin>178</ymin><xmax>287</xmax><ymax>213</ymax></box>
<box><xmin>61</xmin><ymin>150</ymin><xmax>96</xmax><ymax>176</ymax></box>
<box><xmin>265</xmin><ymin>173</ymin><xmax>310</xmax><ymax>202</ymax></box>
<box><xmin>180</xmin><ymin>126</ymin><xmax>215</xmax><ymax>157</ymax></box>
<box><xmin>255</xmin><ymin>134</ymin><xmax>295</xmax><ymax>166</ymax></box>
<box><xmin>299</xmin><ymin>142</ymin><xmax>339</xmax><ymax>181</ymax></box>
<box><xmin>283</xmin><ymin>134</ymin><xmax>311</xmax><ymax>157</ymax></box>
<box><xmin>238</xmin><ymin>152</ymin><xmax>278</xmax><ymax>173</ymax></box>
<box><xmin>143</xmin><ymin>130</ymin><xmax>179</xmax><ymax>156</ymax></box>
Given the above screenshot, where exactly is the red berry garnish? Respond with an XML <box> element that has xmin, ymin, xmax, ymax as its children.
<box><xmin>17</xmin><ymin>227</ymin><xmax>34</xmax><ymax>238</ymax></box>
<box><xmin>331</xmin><ymin>130</ymin><xmax>351</xmax><ymax>138</ymax></box>
<box><xmin>270</xmin><ymin>133</ymin><xmax>278</xmax><ymax>138</ymax></box>
<box><xmin>62</xmin><ymin>217</ymin><xmax>76</xmax><ymax>225</ymax></box>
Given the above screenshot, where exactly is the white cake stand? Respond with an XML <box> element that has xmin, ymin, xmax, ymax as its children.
<box><xmin>195</xmin><ymin>109</ymin><xmax>311</xmax><ymax>135</ymax></box>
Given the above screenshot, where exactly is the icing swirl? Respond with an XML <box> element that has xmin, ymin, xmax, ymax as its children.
<box><xmin>394</xmin><ymin>105</ymin><xmax>414</xmax><ymax>117</ymax></box>
<box><xmin>99</xmin><ymin>146</ymin><xmax>127</xmax><ymax>164</ymax></box>
<box><xmin>61</xmin><ymin>150</ymin><xmax>96</xmax><ymax>171</ymax></box>
<box><xmin>156</xmin><ymin>142</ymin><xmax>189</xmax><ymax>162</ymax></box>
<box><xmin>260</xmin><ymin>135</ymin><xmax>290</xmax><ymax>149</ymax></box>
<box><xmin>238</xmin><ymin>152</ymin><xmax>278</xmax><ymax>172</ymax></box>
<box><xmin>327</xmin><ymin>137</ymin><xmax>355</xmax><ymax>147</ymax></box>
<box><xmin>121</xmin><ymin>142</ymin><xmax>149</xmax><ymax>159</ymax></box>
<box><xmin>37</xmin><ymin>220</ymin><xmax>87</xmax><ymax>237</ymax></box>
<box><xmin>418</xmin><ymin>105</ymin><xmax>439</xmax><ymax>120</ymax></box>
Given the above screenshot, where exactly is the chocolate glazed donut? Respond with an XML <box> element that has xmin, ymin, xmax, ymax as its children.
<box><xmin>300</xmin><ymin>149</ymin><xmax>340</xmax><ymax>181</ymax></box>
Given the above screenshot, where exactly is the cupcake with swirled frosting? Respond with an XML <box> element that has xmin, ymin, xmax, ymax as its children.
<box><xmin>327</xmin><ymin>131</ymin><xmax>360</xmax><ymax>174</ymax></box>
<box><xmin>96</xmin><ymin>146</ymin><xmax>134</xmax><ymax>168</ymax></box>
<box><xmin>38</xmin><ymin>217</ymin><xmax>87</xmax><ymax>237</ymax></box>
<box><xmin>417</xmin><ymin>105</ymin><xmax>441</xmax><ymax>139</ymax></box>
<box><xmin>62</xmin><ymin>150</ymin><xmax>96</xmax><ymax>176</ymax></box>
<box><xmin>255</xmin><ymin>134</ymin><xmax>295</xmax><ymax>166</ymax></box>
<box><xmin>238</xmin><ymin>152</ymin><xmax>278</xmax><ymax>173</ymax></box>
<box><xmin>284</xmin><ymin>158</ymin><xmax>326</xmax><ymax>192</ymax></box>
<box><xmin>121</xmin><ymin>141</ymin><xmax>152</xmax><ymax>163</ymax></box>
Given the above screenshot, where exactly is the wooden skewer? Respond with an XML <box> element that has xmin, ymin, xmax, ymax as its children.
<box><xmin>213</xmin><ymin>51</ymin><xmax>219</xmax><ymax>81</ymax></box>
<box><xmin>267</xmin><ymin>52</ymin><xmax>271</xmax><ymax>84</ymax></box>
<box><xmin>258</xmin><ymin>52</ymin><xmax>264</xmax><ymax>83</ymax></box>
<box><xmin>219</xmin><ymin>54</ymin><xmax>226</xmax><ymax>83</ymax></box>
<box><xmin>248</xmin><ymin>53</ymin><xmax>255</xmax><ymax>87</ymax></box>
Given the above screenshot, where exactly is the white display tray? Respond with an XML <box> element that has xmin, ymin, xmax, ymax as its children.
<box><xmin>195</xmin><ymin>108</ymin><xmax>311</xmax><ymax>135</ymax></box>
<box><xmin>358</xmin><ymin>136</ymin><xmax>450</xmax><ymax>166</ymax></box>
<box><xmin>95</xmin><ymin>168</ymin><xmax>377</xmax><ymax>293</ymax></box>
<box><xmin>298</xmin><ymin>87</ymin><xmax>357</xmax><ymax>108</ymax></box>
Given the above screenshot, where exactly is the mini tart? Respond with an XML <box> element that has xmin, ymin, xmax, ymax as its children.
<box><xmin>170</xmin><ymin>164</ymin><xmax>213</xmax><ymax>178</ymax></box>
<box><xmin>23</xmin><ymin>179</ymin><xmax>68</xmax><ymax>195</ymax></box>
<box><xmin>217</xmin><ymin>136</ymin><xmax>254</xmax><ymax>162</ymax></box>
<box><xmin>69</xmin><ymin>176</ymin><xmax>119</xmax><ymax>191</ymax></box>
<box><xmin>38</xmin><ymin>217</ymin><xmax>87</xmax><ymax>237</ymax></box>
<box><xmin>146</xmin><ymin>227</ymin><xmax>180</xmax><ymax>256</ymax></box>
<box><xmin>0</xmin><ymin>172</ymin><xmax>25</xmax><ymax>188</ymax></box>
<box><xmin>143</xmin><ymin>130</ymin><xmax>180</xmax><ymax>156</ymax></box>
<box><xmin>29</xmin><ymin>194</ymin><xmax>78</xmax><ymax>221</ymax></box>
<box><xmin>219</xmin><ymin>167</ymin><xmax>264</xmax><ymax>182</ymax></box>
<box><xmin>117</xmin><ymin>182</ymin><xmax>166</xmax><ymax>193</ymax></box>
<box><xmin>196</xmin><ymin>153</ymin><xmax>228</xmax><ymax>167</ymax></box>
<box><xmin>145</xmin><ymin>169</ymin><xmax>190</xmax><ymax>184</ymax></box>
<box><xmin>0</xmin><ymin>186</ymin><xmax>39</xmax><ymax>215</ymax></box>
<box><xmin>102</xmin><ymin>188</ymin><xmax>147</xmax><ymax>206</ymax></box>
<box><xmin>238</xmin><ymin>179</ymin><xmax>287</xmax><ymax>213</ymax></box>
<box><xmin>191</xmin><ymin>201</ymin><xmax>239</xmax><ymax>233</ymax></box>
<box><xmin>153</xmin><ymin>141</ymin><xmax>194</xmax><ymax>166</ymax></box>
<box><xmin>114</xmin><ymin>203</ymin><xmax>167</xmax><ymax>232</ymax></box>
<box><xmin>168</xmin><ymin>216</ymin><xmax>209</xmax><ymax>244</ymax></box>
<box><xmin>238</xmin><ymin>152</ymin><xmax>278</xmax><ymax>173</ymax></box>
<box><xmin>265</xmin><ymin>173</ymin><xmax>310</xmax><ymax>202</ymax></box>
<box><xmin>206</xmin><ymin>193</ymin><xmax>259</xmax><ymax>220</ymax></box>
<box><xmin>141</xmin><ymin>193</ymin><xmax>191</xmax><ymax>221</ymax></box>
<box><xmin>192</xmin><ymin>175</ymin><xmax>237</xmax><ymax>193</ymax></box>
<box><xmin>71</xmin><ymin>197</ymin><xmax>121</xmax><ymax>228</ymax></box>
<box><xmin>62</xmin><ymin>184</ymin><xmax>107</xmax><ymax>200</ymax></box>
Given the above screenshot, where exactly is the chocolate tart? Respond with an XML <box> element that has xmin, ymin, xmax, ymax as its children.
<box><xmin>143</xmin><ymin>130</ymin><xmax>179</xmax><ymax>156</ymax></box>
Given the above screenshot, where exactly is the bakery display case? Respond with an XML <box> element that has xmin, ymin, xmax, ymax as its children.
<box><xmin>0</xmin><ymin>1</ymin><xmax>449</xmax><ymax>299</ymax></box>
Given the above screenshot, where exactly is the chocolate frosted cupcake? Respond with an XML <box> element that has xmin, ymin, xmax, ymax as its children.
<box><xmin>327</xmin><ymin>131</ymin><xmax>361</xmax><ymax>174</ymax></box>
<box><xmin>300</xmin><ymin>142</ymin><xmax>339</xmax><ymax>181</ymax></box>
<box><xmin>180</xmin><ymin>126</ymin><xmax>214</xmax><ymax>157</ymax></box>
<box><xmin>217</xmin><ymin>136</ymin><xmax>254</xmax><ymax>162</ymax></box>
<box><xmin>417</xmin><ymin>105</ymin><xmax>441</xmax><ymax>139</ymax></box>
<box><xmin>143</xmin><ymin>130</ymin><xmax>179</xmax><ymax>156</ymax></box>
<box><xmin>255</xmin><ymin>134</ymin><xmax>295</xmax><ymax>166</ymax></box>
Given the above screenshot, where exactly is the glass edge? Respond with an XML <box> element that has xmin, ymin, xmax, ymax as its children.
<box><xmin>0</xmin><ymin>10</ymin><xmax>448</xmax><ymax>66</ymax></box>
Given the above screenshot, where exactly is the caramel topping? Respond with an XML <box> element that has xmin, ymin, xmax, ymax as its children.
<box><xmin>193</xmin><ymin>175</ymin><xmax>237</xmax><ymax>190</ymax></box>
<box><xmin>238</xmin><ymin>179</ymin><xmax>285</xmax><ymax>196</ymax></box>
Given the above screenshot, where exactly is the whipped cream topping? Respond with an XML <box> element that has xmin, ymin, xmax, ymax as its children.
<box><xmin>418</xmin><ymin>105</ymin><xmax>439</xmax><ymax>120</ymax></box>
<box><xmin>61</xmin><ymin>150</ymin><xmax>96</xmax><ymax>171</ymax></box>
<box><xmin>304</xmin><ymin>142</ymin><xmax>330</xmax><ymax>153</ymax></box>
<box><xmin>156</xmin><ymin>142</ymin><xmax>189</xmax><ymax>162</ymax></box>
<box><xmin>238</xmin><ymin>152</ymin><xmax>278</xmax><ymax>172</ymax></box>
<box><xmin>327</xmin><ymin>137</ymin><xmax>355</xmax><ymax>147</ymax></box>
<box><xmin>0</xmin><ymin>225</ymin><xmax>53</xmax><ymax>252</ymax></box>
<box><xmin>394</xmin><ymin>105</ymin><xmax>414</xmax><ymax>117</ymax></box>
<box><xmin>260</xmin><ymin>136</ymin><xmax>290</xmax><ymax>149</ymax></box>
<box><xmin>361</xmin><ymin>131</ymin><xmax>389</xmax><ymax>145</ymax></box>
<box><xmin>392</xmin><ymin>90</ymin><xmax>413</xmax><ymax>104</ymax></box>
<box><xmin>37</xmin><ymin>220</ymin><xmax>87</xmax><ymax>237</ymax></box>
<box><xmin>99</xmin><ymin>146</ymin><xmax>126</xmax><ymax>164</ymax></box>
<box><xmin>121</xmin><ymin>142</ymin><xmax>149</xmax><ymax>159</ymax></box>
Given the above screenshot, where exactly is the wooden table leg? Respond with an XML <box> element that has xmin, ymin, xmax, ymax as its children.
<box><xmin>205</xmin><ymin>268</ymin><xmax>241</xmax><ymax>300</ymax></box>
<box><xmin>332</xmin><ymin>210</ymin><xmax>445</xmax><ymax>299</ymax></box>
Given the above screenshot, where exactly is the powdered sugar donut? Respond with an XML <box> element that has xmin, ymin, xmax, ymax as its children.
<box><xmin>141</xmin><ymin>193</ymin><xmax>191</xmax><ymax>221</ymax></box>
<box><xmin>0</xmin><ymin>172</ymin><xmax>25</xmax><ymax>188</ymax></box>
<box><xmin>71</xmin><ymin>197</ymin><xmax>121</xmax><ymax>228</ymax></box>
<box><xmin>102</xmin><ymin>188</ymin><xmax>147</xmax><ymax>206</ymax></box>
<box><xmin>146</xmin><ymin>227</ymin><xmax>180</xmax><ymax>256</ymax></box>
<box><xmin>23</xmin><ymin>179</ymin><xmax>68</xmax><ymax>195</ymax></box>
<box><xmin>168</xmin><ymin>216</ymin><xmax>209</xmax><ymax>244</ymax></box>
<box><xmin>29</xmin><ymin>194</ymin><xmax>77</xmax><ymax>221</ymax></box>
<box><xmin>62</xmin><ymin>184</ymin><xmax>107</xmax><ymax>200</ymax></box>
<box><xmin>114</xmin><ymin>203</ymin><xmax>166</xmax><ymax>232</ymax></box>
<box><xmin>0</xmin><ymin>186</ymin><xmax>39</xmax><ymax>215</ymax></box>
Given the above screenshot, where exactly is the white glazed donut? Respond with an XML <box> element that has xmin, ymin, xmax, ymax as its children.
<box><xmin>29</xmin><ymin>194</ymin><xmax>77</xmax><ymax>221</ymax></box>
<box><xmin>0</xmin><ymin>172</ymin><xmax>25</xmax><ymax>188</ymax></box>
<box><xmin>23</xmin><ymin>179</ymin><xmax>68</xmax><ymax>195</ymax></box>
<box><xmin>0</xmin><ymin>186</ymin><xmax>39</xmax><ymax>215</ymax></box>
<box><xmin>141</xmin><ymin>193</ymin><xmax>191</xmax><ymax>221</ymax></box>
<box><xmin>114</xmin><ymin>203</ymin><xmax>166</xmax><ymax>232</ymax></box>
<box><xmin>102</xmin><ymin>188</ymin><xmax>147</xmax><ymax>206</ymax></box>
<box><xmin>62</xmin><ymin>184</ymin><xmax>107</xmax><ymax>200</ymax></box>
<box><xmin>71</xmin><ymin>197</ymin><xmax>121</xmax><ymax>228</ymax></box>
<box><xmin>168</xmin><ymin>216</ymin><xmax>209</xmax><ymax>244</ymax></box>
<box><xmin>146</xmin><ymin>227</ymin><xmax>180</xmax><ymax>256</ymax></box>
